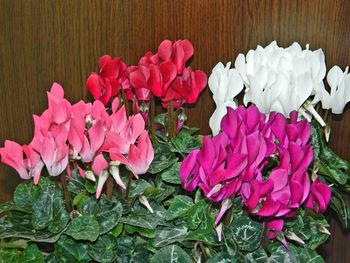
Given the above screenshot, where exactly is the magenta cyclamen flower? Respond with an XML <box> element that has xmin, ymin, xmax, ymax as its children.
<box><xmin>180</xmin><ymin>105</ymin><xmax>331</xmax><ymax>238</ymax></box>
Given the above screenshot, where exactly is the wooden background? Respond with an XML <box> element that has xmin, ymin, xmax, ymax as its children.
<box><xmin>1</xmin><ymin>0</ymin><xmax>350</xmax><ymax>261</ymax></box>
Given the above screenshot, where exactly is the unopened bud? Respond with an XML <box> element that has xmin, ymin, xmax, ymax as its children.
<box><xmin>207</xmin><ymin>184</ymin><xmax>223</xmax><ymax>198</ymax></box>
<box><xmin>275</xmin><ymin>231</ymin><xmax>289</xmax><ymax>249</ymax></box>
<box><xmin>285</xmin><ymin>230</ymin><xmax>305</xmax><ymax>245</ymax></box>
<box><xmin>140</xmin><ymin>101</ymin><xmax>149</xmax><ymax>112</ymax></box>
<box><xmin>85</xmin><ymin>170</ymin><xmax>96</xmax><ymax>182</ymax></box>
<box><xmin>109</xmin><ymin>160</ymin><xmax>121</xmax><ymax>167</ymax></box>
<box><xmin>109</xmin><ymin>165</ymin><xmax>126</xmax><ymax>189</ymax></box>
<box><xmin>139</xmin><ymin>195</ymin><xmax>154</xmax><ymax>213</ymax></box>
<box><xmin>324</xmin><ymin>125</ymin><xmax>331</xmax><ymax>142</ymax></box>
<box><xmin>215</xmin><ymin>199</ymin><xmax>232</xmax><ymax>225</ymax></box>
<box><xmin>317</xmin><ymin>225</ymin><xmax>331</xmax><ymax>235</ymax></box>
<box><xmin>215</xmin><ymin>223</ymin><xmax>223</xmax><ymax>242</ymax></box>
<box><xmin>303</xmin><ymin>101</ymin><xmax>326</xmax><ymax>127</ymax></box>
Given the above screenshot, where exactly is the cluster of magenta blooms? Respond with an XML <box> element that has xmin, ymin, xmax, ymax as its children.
<box><xmin>180</xmin><ymin>105</ymin><xmax>331</xmax><ymax>240</ymax></box>
<box><xmin>0</xmin><ymin>39</ymin><xmax>331</xmax><ymax>244</ymax></box>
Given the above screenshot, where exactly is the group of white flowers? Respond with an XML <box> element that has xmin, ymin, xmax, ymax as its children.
<box><xmin>209</xmin><ymin>41</ymin><xmax>350</xmax><ymax>136</ymax></box>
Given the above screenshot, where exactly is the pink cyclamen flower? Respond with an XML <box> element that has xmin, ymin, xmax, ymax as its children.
<box><xmin>127</xmin><ymin>130</ymin><xmax>154</xmax><ymax>178</ymax></box>
<box><xmin>0</xmin><ymin>141</ymin><xmax>44</xmax><ymax>184</ymax></box>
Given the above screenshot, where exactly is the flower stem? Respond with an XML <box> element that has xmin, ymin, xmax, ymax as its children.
<box><xmin>150</xmin><ymin>96</ymin><xmax>156</xmax><ymax>142</ymax></box>
<box><xmin>60</xmin><ymin>174</ymin><xmax>71</xmax><ymax>212</ymax></box>
<box><xmin>261</xmin><ymin>222</ymin><xmax>270</xmax><ymax>250</ymax></box>
<box><xmin>106</xmin><ymin>175</ymin><xmax>113</xmax><ymax>200</ymax></box>
<box><xmin>167</xmin><ymin>100</ymin><xmax>176</xmax><ymax>139</ymax></box>
<box><xmin>124</xmin><ymin>172</ymin><xmax>133</xmax><ymax>200</ymax></box>
<box><xmin>120</xmin><ymin>85</ymin><xmax>130</xmax><ymax>116</ymax></box>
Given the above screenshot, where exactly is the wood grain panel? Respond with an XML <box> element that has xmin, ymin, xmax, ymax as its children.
<box><xmin>0</xmin><ymin>0</ymin><xmax>349</xmax><ymax>261</ymax></box>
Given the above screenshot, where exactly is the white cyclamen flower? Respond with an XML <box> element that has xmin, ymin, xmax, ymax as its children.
<box><xmin>234</xmin><ymin>41</ymin><xmax>326</xmax><ymax>117</ymax></box>
<box><xmin>208</xmin><ymin>62</ymin><xmax>244</xmax><ymax>135</ymax></box>
<box><xmin>321</xmin><ymin>65</ymin><xmax>350</xmax><ymax>114</ymax></box>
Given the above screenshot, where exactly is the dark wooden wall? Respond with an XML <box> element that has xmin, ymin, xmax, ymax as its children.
<box><xmin>1</xmin><ymin>0</ymin><xmax>350</xmax><ymax>261</ymax></box>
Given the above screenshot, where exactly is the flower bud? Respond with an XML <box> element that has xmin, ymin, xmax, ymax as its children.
<box><xmin>324</xmin><ymin>125</ymin><xmax>331</xmax><ymax>142</ymax></box>
<box><xmin>285</xmin><ymin>230</ymin><xmax>305</xmax><ymax>245</ymax></box>
<box><xmin>207</xmin><ymin>184</ymin><xmax>223</xmax><ymax>198</ymax></box>
<box><xmin>85</xmin><ymin>170</ymin><xmax>96</xmax><ymax>182</ymax></box>
<box><xmin>215</xmin><ymin>223</ymin><xmax>223</xmax><ymax>242</ymax></box>
<box><xmin>109</xmin><ymin>165</ymin><xmax>126</xmax><ymax>189</ymax></box>
<box><xmin>215</xmin><ymin>199</ymin><xmax>232</xmax><ymax>225</ymax></box>
<box><xmin>317</xmin><ymin>225</ymin><xmax>331</xmax><ymax>235</ymax></box>
<box><xmin>139</xmin><ymin>195</ymin><xmax>154</xmax><ymax>213</ymax></box>
<box><xmin>303</xmin><ymin>100</ymin><xmax>326</xmax><ymax>127</ymax></box>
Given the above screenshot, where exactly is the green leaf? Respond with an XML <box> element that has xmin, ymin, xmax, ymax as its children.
<box><xmin>284</xmin><ymin>211</ymin><xmax>329</xmax><ymax>249</ymax></box>
<box><xmin>88</xmin><ymin>234</ymin><xmax>118</xmax><ymax>263</ymax></box>
<box><xmin>115</xmin><ymin>236</ymin><xmax>135</xmax><ymax>262</ymax></box>
<box><xmin>165</xmin><ymin>195</ymin><xmax>193</xmax><ymax>221</ymax></box>
<box><xmin>311</xmin><ymin>122</ymin><xmax>350</xmax><ymax>185</ymax></box>
<box><xmin>84</xmin><ymin>180</ymin><xmax>97</xmax><ymax>194</ymax></box>
<box><xmin>186</xmin><ymin>206</ymin><xmax>214</xmax><ymax>241</ymax></box>
<box><xmin>186</xmin><ymin>200</ymin><xmax>207</xmax><ymax>230</ymax></box>
<box><xmin>125</xmin><ymin>224</ymin><xmax>156</xmax><ymax>238</ymax></box>
<box><xmin>171</xmin><ymin>130</ymin><xmax>201</xmax><ymax>154</ymax></box>
<box><xmin>0</xmin><ymin>245</ymin><xmax>44</xmax><ymax>263</ymax></box>
<box><xmin>148</xmin><ymin>144</ymin><xmax>178</xmax><ymax>174</ymax></box>
<box><xmin>244</xmin><ymin>248</ymin><xmax>268</xmax><ymax>263</ymax></box>
<box><xmin>153</xmin><ymin>226</ymin><xmax>188</xmax><ymax>247</ymax></box>
<box><xmin>111</xmin><ymin>223</ymin><xmax>123</xmax><ymax>238</ymax></box>
<box><xmin>128</xmin><ymin>244</ymin><xmax>151</xmax><ymax>263</ymax></box>
<box><xmin>80</xmin><ymin>196</ymin><xmax>123</xmax><ymax>234</ymax></box>
<box><xmin>67</xmin><ymin>169</ymin><xmax>86</xmax><ymax>194</ymax></box>
<box><xmin>65</xmin><ymin>216</ymin><xmax>99</xmax><ymax>242</ymax></box>
<box><xmin>207</xmin><ymin>252</ymin><xmax>235</xmax><ymax>263</ymax></box>
<box><xmin>44</xmin><ymin>254</ymin><xmax>59</xmax><ymax>263</ymax></box>
<box><xmin>161</xmin><ymin>162</ymin><xmax>182</xmax><ymax>185</ymax></box>
<box><xmin>150</xmin><ymin>245</ymin><xmax>193</xmax><ymax>263</ymax></box>
<box><xmin>14</xmin><ymin>182</ymin><xmax>40</xmax><ymax>211</ymax></box>
<box><xmin>0</xmin><ymin>215</ymin><xmax>62</xmax><ymax>242</ymax></box>
<box><xmin>154</xmin><ymin>113</ymin><xmax>168</xmax><ymax>126</ymax></box>
<box><xmin>296</xmin><ymin>247</ymin><xmax>324</xmax><ymax>263</ymax></box>
<box><xmin>229</xmin><ymin>216</ymin><xmax>262</xmax><ymax>252</ymax></box>
<box><xmin>128</xmin><ymin>179</ymin><xmax>152</xmax><ymax>199</ymax></box>
<box><xmin>54</xmin><ymin>235</ymin><xmax>91</xmax><ymax>262</ymax></box>
<box><xmin>20</xmin><ymin>244</ymin><xmax>44</xmax><ymax>263</ymax></box>
<box><xmin>329</xmin><ymin>188</ymin><xmax>350</xmax><ymax>228</ymax></box>
<box><xmin>267</xmin><ymin>244</ymin><xmax>300</xmax><ymax>263</ymax></box>
<box><xmin>144</xmin><ymin>187</ymin><xmax>175</xmax><ymax>203</ymax></box>
<box><xmin>119</xmin><ymin>204</ymin><xmax>163</xmax><ymax>229</ymax></box>
<box><xmin>31</xmin><ymin>186</ymin><xmax>69</xmax><ymax>234</ymax></box>
<box><xmin>0</xmin><ymin>202</ymin><xmax>28</xmax><ymax>214</ymax></box>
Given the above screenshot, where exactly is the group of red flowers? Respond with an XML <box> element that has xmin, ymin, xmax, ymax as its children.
<box><xmin>86</xmin><ymin>40</ymin><xmax>207</xmax><ymax>111</ymax></box>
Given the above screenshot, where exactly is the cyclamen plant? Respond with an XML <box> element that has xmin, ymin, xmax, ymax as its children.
<box><xmin>0</xmin><ymin>40</ymin><xmax>349</xmax><ymax>263</ymax></box>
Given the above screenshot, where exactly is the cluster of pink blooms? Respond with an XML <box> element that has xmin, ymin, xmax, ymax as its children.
<box><xmin>180</xmin><ymin>105</ymin><xmax>331</xmax><ymax>237</ymax></box>
<box><xmin>86</xmin><ymin>39</ymin><xmax>207</xmax><ymax>114</ymax></box>
<box><xmin>0</xmin><ymin>83</ymin><xmax>154</xmax><ymax>199</ymax></box>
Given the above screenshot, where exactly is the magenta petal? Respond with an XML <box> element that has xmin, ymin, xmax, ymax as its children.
<box><xmin>257</xmin><ymin>197</ymin><xmax>280</xmax><ymax>216</ymax></box>
<box><xmin>180</xmin><ymin>150</ymin><xmax>200</xmax><ymax>191</ymax></box>
<box><xmin>197</xmin><ymin>136</ymin><xmax>215</xmax><ymax>171</ymax></box>
<box><xmin>290</xmin><ymin>181</ymin><xmax>303</xmax><ymax>208</ymax></box>
<box><xmin>220</xmin><ymin>107</ymin><xmax>239</xmax><ymax>139</ymax></box>
<box><xmin>268</xmin><ymin>219</ymin><xmax>284</xmax><ymax>232</ymax></box>
<box><xmin>225</xmin><ymin>154</ymin><xmax>248</xmax><ymax>179</ymax></box>
<box><xmin>268</xmin><ymin>169</ymin><xmax>288</xmax><ymax>191</ymax></box>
